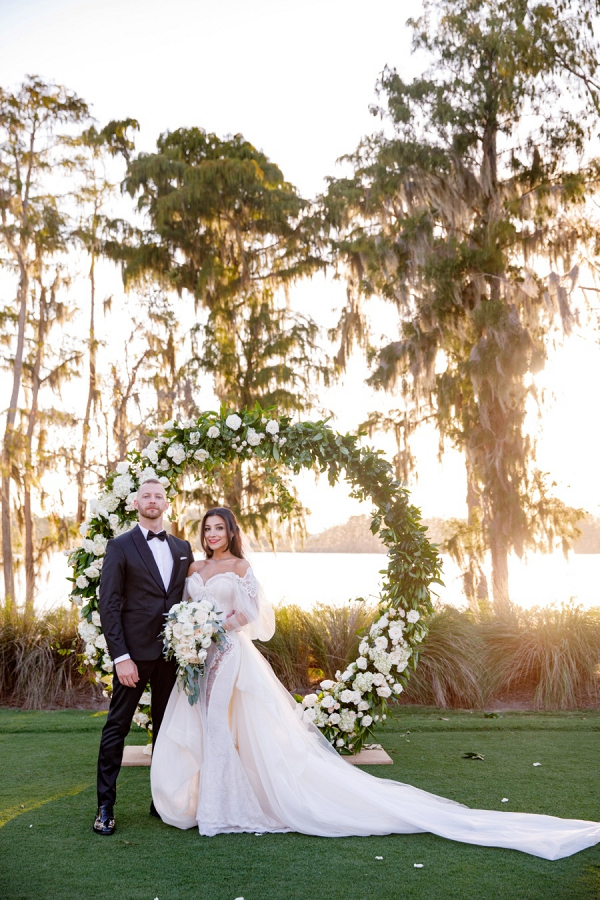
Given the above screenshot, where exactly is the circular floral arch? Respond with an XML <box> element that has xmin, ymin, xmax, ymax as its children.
<box><xmin>69</xmin><ymin>406</ymin><xmax>442</xmax><ymax>754</ymax></box>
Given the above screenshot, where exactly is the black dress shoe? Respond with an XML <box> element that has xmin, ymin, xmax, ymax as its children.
<box><xmin>93</xmin><ymin>804</ymin><xmax>115</xmax><ymax>835</ymax></box>
<box><xmin>149</xmin><ymin>800</ymin><xmax>161</xmax><ymax>820</ymax></box>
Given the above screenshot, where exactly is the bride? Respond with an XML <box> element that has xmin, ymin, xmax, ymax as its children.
<box><xmin>151</xmin><ymin>507</ymin><xmax>599</xmax><ymax>860</ymax></box>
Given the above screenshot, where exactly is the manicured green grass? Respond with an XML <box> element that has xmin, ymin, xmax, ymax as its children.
<box><xmin>1</xmin><ymin>707</ymin><xmax>598</xmax><ymax>900</ymax></box>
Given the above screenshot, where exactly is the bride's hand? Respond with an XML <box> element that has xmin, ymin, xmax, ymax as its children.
<box><xmin>223</xmin><ymin>610</ymin><xmax>237</xmax><ymax>632</ymax></box>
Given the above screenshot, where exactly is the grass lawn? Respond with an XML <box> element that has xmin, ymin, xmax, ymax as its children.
<box><xmin>0</xmin><ymin>706</ymin><xmax>598</xmax><ymax>900</ymax></box>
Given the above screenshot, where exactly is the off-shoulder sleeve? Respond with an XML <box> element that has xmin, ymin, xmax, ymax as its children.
<box><xmin>232</xmin><ymin>568</ymin><xmax>276</xmax><ymax>641</ymax></box>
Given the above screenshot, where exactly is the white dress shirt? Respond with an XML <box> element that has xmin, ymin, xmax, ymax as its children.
<box><xmin>113</xmin><ymin>524</ymin><xmax>174</xmax><ymax>666</ymax></box>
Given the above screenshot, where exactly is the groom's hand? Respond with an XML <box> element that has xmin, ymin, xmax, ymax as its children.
<box><xmin>116</xmin><ymin>659</ymin><xmax>139</xmax><ymax>688</ymax></box>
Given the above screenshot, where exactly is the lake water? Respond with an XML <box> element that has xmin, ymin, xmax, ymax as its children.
<box><xmin>27</xmin><ymin>549</ymin><xmax>600</xmax><ymax>612</ymax></box>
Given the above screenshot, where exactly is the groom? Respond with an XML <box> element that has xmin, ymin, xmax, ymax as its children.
<box><xmin>93</xmin><ymin>478</ymin><xmax>194</xmax><ymax>836</ymax></box>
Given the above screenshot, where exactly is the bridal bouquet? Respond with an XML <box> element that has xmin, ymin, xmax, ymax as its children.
<box><xmin>162</xmin><ymin>599</ymin><xmax>225</xmax><ymax>705</ymax></box>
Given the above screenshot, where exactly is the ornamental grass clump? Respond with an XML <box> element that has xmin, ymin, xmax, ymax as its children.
<box><xmin>482</xmin><ymin>603</ymin><xmax>600</xmax><ymax>709</ymax></box>
<box><xmin>303</xmin><ymin>601</ymin><xmax>377</xmax><ymax>682</ymax></box>
<box><xmin>400</xmin><ymin>605</ymin><xmax>486</xmax><ymax>709</ymax></box>
<box><xmin>255</xmin><ymin>604</ymin><xmax>313</xmax><ymax>692</ymax></box>
<box><xmin>0</xmin><ymin>604</ymin><xmax>89</xmax><ymax>708</ymax></box>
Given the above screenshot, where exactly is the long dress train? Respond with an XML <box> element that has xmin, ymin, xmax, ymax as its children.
<box><xmin>150</xmin><ymin>570</ymin><xmax>600</xmax><ymax>860</ymax></box>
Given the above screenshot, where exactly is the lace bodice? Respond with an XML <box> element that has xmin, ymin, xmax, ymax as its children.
<box><xmin>186</xmin><ymin>568</ymin><xmax>260</xmax><ymax>627</ymax></box>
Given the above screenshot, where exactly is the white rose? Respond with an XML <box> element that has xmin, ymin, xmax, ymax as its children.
<box><xmin>328</xmin><ymin>713</ymin><xmax>341</xmax><ymax>725</ymax></box>
<box><xmin>207</xmin><ymin>426</ymin><xmax>220</xmax><ymax>439</ymax></box>
<box><xmin>162</xmin><ymin>419</ymin><xmax>174</xmax><ymax>430</ymax></box>
<box><xmin>225</xmin><ymin>414</ymin><xmax>242</xmax><ymax>430</ymax></box>
<box><xmin>76</xmin><ymin>575</ymin><xmax>89</xmax><ymax>589</ymax></box>
<box><xmin>95</xmin><ymin>633</ymin><xmax>107</xmax><ymax>650</ymax></box>
<box><xmin>142</xmin><ymin>447</ymin><xmax>159</xmax><ymax>465</ymax></box>
<box><xmin>357</xmin><ymin>700</ymin><xmax>370</xmax><ymax>711</ymax></box>
<box><xmin>336</xmin><ymin>739</ymin><xmax>345</xmax><ymax>747</ymax></box>
<box><xmin>79</xmin><ymin>521</ymin><xmax>90</xmax><ymax>537</ymax></box>
<box><xmin>166</xmin><ymin>443</ymin><xmax>186</xmax><ymax>465</ymax></box>
<box><xmin>115</xmin><ymin>461</ymin><xmax>130</xmax><ymax>475</ymax></box>
<box><xmin>265</xmin><ymin>420</ymin><xmax>279</xmax><ymax>435</ymax></box>
<box><xmin>320</xmin><ymin>679</ymin><xmax>334</xmax><ymax>690</ymax></box>
<box><xmin>139</xmin><ymin>691</ymin><xmax>152</xmax><ymax>705</ymax></box>
<box><xmin>246</xmin><ymin>428</ymin><xmax>262</xmax><ymax>447</ymax></box>
<box><xmin>82</xmin><ymin>538</ymin><xmax>96</xmax><ymax>554</ymax></box>
<box><xmin>102</xmin><ymin>656</ymin><xmax>113</xmax><ymax>673</ymax></box>
<box><xmin>407</xmin><ymin>610</ymin><xmax>420</xmax><ymax>623</ymax></box>
<box><xmin>188</xmin><ymin>431</ymin><xmax>200</xmax><ymax>445</ymax></box>
<box><xmin>302</xmin><ymin>693</ymin><xmax>318</xmax><ymax>708</ymax></box>
<box><xmin>376</xmin><ymin>685</ymin><xmax>392</xmax><ymax>698</ymax></box>
<box><xmin>397</xmin><ymin>607</ymin><xmax>406</xmax><ymax>618</ymax></box>
<box><xmin>84</xmin><ymin>565</ymin><xmax>100</xmax><ymax>580</ymax></box>
<box><xmin>320</xmin><ymin>694</ymin><xmax>335</xmax><ymax>710</ymax></box>
<box><xmin>393</xmin><ymin>683</ymin><xmax>404</xmax><ymax>694</ymax></box>
<box><xmin>125</xmin><ymin>492</ymin><xmax>137</xmax><ymax>511</ymax></box>
<box><xmin>158</xmin><ymin>458</ymin><xmax>170</xmax><ymax>471</ymax></box>
<box><xmin>361</xmin><ymin>715</ymin><xmax>373</xmax><ymax>727</ymax></box>
<box><xmin>91</xmin><ymin>611</ymin><xmax>102</xmax><ymax>627</ymax></box>
<box><xmin>194</xmin><ymin>448</ymin><xmax>209</xmax><ymax>462</ymax></box>
<box><xmin>133</xmin><ymin>712</ymin><xmax>150</xmax><ymax>728</ymax></box>
<box><xmin>159</xmin><ymin>476</ymin><xmax>170</xmax><ymax>488</ymax></box>
<box><xmin>389</xmin><ymin>624</ymin><xmax>404</xmax><ymax>641</ymax></box>
<box><xmin>372</xmin><ymin>673</ymin><xmax>386</xmax><ymax>686</ymax></box>
<box><xmin>356</xmin><ymin>656</ymin><xmax>368</xmax><ymax>670</ymax></box>
<box><xmin>374</xmin><ymin>636</ymin><xmax>388</xmax><ymax>650</ymax></box>
<box><xmin>108</xmin><ymin>514</ymin><xmax>120</xmax><ymax>532</ymax></box>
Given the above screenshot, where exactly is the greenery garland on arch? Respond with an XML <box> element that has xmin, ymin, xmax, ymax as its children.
<box><xmin>68</xmin><ymin>405</ymin><xmax>442</xmax><ymax>754</ymax></box>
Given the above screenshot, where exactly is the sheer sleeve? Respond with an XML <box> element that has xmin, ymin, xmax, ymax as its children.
<box><xmin>230</xmin><ymin>568</ymin><xmax>276</xmax><ymax>641</ymax></box>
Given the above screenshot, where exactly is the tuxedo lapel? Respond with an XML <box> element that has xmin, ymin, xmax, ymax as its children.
<box><xmin>165</xmin><ymin>535</ymin><xmax>181</xmax><ymax>593</ymax></box>
<box><xmin>131</xmin><ymin>525</ymin><xmax>165</xmax><ymax>592</ymax></box>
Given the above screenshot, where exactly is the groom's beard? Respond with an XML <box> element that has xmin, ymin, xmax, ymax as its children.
<box><xmin>139</xmin><ymin>506</ymin><xmax>162</xmax><ymax>520</ymax></box>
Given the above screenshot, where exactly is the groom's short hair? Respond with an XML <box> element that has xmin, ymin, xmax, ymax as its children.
<box><xmin>139</xmin><ymin>478</ymin><xmax>166</xmax><ymax>490</ymax></box>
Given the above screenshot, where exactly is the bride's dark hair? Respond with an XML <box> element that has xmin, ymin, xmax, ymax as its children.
<box><xmin>201</xmin><ymin>507</ymin><xmax>244</xmax><ymax>559</ymax></box>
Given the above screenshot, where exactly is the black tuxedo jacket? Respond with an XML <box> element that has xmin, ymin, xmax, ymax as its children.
<box><xmin>99</xmin><ymin>525</ymin><xmax>194</xmax><ymax>661</ymax></box>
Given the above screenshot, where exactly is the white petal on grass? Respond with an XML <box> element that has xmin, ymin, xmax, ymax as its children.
<box><xmin>375</xmin><ymin>856</ymin><xmax>383</xmax><ymax>860</ymax></box>
<box><xmin>533</xmin><ymin>762</ymin><xmax>542</xmax><ymax>766</ymax></box>
<box><xmin>414</xmin><ymin>863</ymin><xmax>424</xmax><ymax>868</ymax></box>
<box><xmin>501</xmin><ymin>798</ymin><xmax>509</xmax><ymax>803</ymax></box>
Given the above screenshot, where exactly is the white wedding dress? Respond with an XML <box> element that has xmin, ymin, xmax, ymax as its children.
<box><xmin>151</xmin><ymin>569</ymin><xmax>600</xmax><ymax>860</ymax></box>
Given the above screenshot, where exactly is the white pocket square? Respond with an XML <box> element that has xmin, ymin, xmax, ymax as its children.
<box><xmin>180</xmin><ymin>556</ymin><xmax>188</xmax><ymax>560</ymax></box>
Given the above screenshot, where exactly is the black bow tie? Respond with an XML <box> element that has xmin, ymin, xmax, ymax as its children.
<box><xmin>147</xmin><ymin>530</ymin><xmax>167</xmax><ymax>542</ymax></box>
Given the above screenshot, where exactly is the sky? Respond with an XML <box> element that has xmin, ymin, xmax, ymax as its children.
<box><xmin>1</xmin><ymin>0</ymin><xmax>600</xmax><ymax>534</ymax></box>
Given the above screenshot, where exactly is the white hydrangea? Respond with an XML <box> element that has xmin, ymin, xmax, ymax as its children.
<box><xmin>139</xmin><ymin>467</ymin><xmax>158</xmax><ymax>483</ymax></box>
<box><xmin>112</xmin><ymin>473</ymin><xmax>134</xmax><ymax>499</ymax></box>
<box><xmin>225</xmin><ymin>414</ymin><xmax>242</xmax><ymax>431</ymax></box>
<box><xmin>125</xmin><ymin>492</ymin><xmax>137</xmax><ymax>511</ymax></box>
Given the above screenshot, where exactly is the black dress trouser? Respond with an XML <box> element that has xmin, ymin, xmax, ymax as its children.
<box><xmin>97</xmin><ymin>655</ymin><xmax>178</xmax><ymax>806</ymax></box>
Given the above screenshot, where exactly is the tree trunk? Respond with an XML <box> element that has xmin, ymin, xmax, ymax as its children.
<box><xmin>1</xmin><ymin>272</ymin><xmax>29</xmax><ymax>608</ymax></box>
<box><xmin>490</xmin><ymin>526</ymin><xmax>510</xmax><ymax>616</ymax></box>
<box><xmin>77</xmin><ymin>252</ymin><xmax>97</xmax><ymax>524</ymax></box>
<box><xmin>23</xmin><ymin>285</ymin><xmax>46</xmax><ymax>616</ymax></box>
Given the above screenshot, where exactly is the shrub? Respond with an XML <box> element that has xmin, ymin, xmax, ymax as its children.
<box><xmin>482</xmin><ymin>603</ymin><xmax>600</xmax><ymax>709</ymax></box>
<box><xmin>0</xmin><ymin>605</ymin><xmax>94</xmax><ymax>708</ymax></box>
<box><xmin>400</xmin><ymin>606</ymin><xmax>486</xmax><ymax>708</ymax></box>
